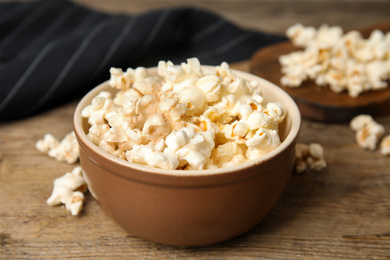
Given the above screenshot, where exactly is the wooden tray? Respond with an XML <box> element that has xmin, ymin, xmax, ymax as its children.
<box><xmin>250</xmin><ymin>21</ymin><xmax>390</xmax><ymax>123</ymax></box>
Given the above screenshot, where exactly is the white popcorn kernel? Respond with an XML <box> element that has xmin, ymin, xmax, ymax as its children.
<box><xmin>222</xmin><ymin>122</ymin><xmax>240</xmax><ymax>143</ymax></box>
<box><xmin>104</xmin><ymin>126</ymin><xmax>128</xmax><ymax>143</ymax></box>
<box><xmin>246</xmin><ymin>111</ymin><xmax>271</xmax><ymax>130</ymax></box>
<box><xmin>87</xmin><ymin>124</ymin><xmax>110</xmax><ymax>145</ymax></box>
<box><xmin>237</xmin><ymin>103</ymin><xmax>253</xmax><ymax>121</ymax></box>
<box><xmin>126</xmin><ymin>145</ymin><xmax>179</xmax><ymax>170</ymax></box>
<box><xmin>37</xmin><ymin>132</ymin><xmax>79</xmax><ymax>164</ymax></box>
<box><xmin>215</xmin><ymin>61</ymin><xmax>236</xmax><ymax>81</ymax></box>
<box><xmin>98</xmin><ymin>139</ymin><xmax>117</xmax><ymax>156</ymax></box>
<box><xmin>366</xmin><ymin>61</ymin><xmax>388</xmax><ymax>90</ymax></box>
<box><xmin>36</xmin><ymin>134</ymin><xmax>60</xmax><ymax>153</ymax></box>
<box><xmin>82</xmin><ymin>91</ymin><xmax>115</xmax><ymax>126</ymax></box>
<box><xmin>109</xmin><ymin>67</ymin><xmax>135</xmax><ymax>90</ymax></box>
<box><xmin>66</xmin><ymin>191</ymin><xmax>85</xmax><ymax>216</ymax></box>
<box><xmin>264</xmin><ymin>102</ymin><xmax>286</xmax><ymax>124</ymax></box>
<box><xmin>211</xmin><ymin>142</ymin><xmax>244</xmax><ymax>167</ymax></box>
<box><xmin>197</xmin><ymin>115</ymin><xmax>219</xmax><ymax>134</ymax></box>
<box><xmin>121</xmin><ymin>95</ymin><xmax>139</xmax><ymax>117</ymax></box>
<box><xmin>175</xmin><ymin>147</ymin><xmax>207</xmax><ymax>170</ymax></box>
<box><xmin>133</xmin><ymin>76</ymin><xmax>161</xmax><ymax>95</ymax></box>
<box><xmin>196</xmin><ymin>75</ymin><xmax>222</xmax><ymax>103</ymax></box>
<box><xmin>245</xmin><ymin>128</ymin><xmax>281</xmax><ymax>155</ymax></box>
<box><xmin>189</xmin><ymin>132</ymin><xmax>214</xmax><ymax>159</ymax></box>
<box><xmin>136</xmin><ymin>95</ymin><xmax>159</xmax><ymax>128</ymax></box>
<box><xmin>114</xmin><ymin>88</ymin><xmax>142</xmax><ymax>106</ymax></box>
<box><xmin>165</xmin><ymin>127</ymin><xmax>193</xmax><ymax>152</ymax></box>
<box><xmin>124</xmin><ymin>128</ymin><xmax>143</xmax><ymax>144</ymax></box>
<box><xmin>350</xmin><ymin>114</ymin><xmax>384</xmax><ymax>151</ymax></box>
<box><xmin>295</xmin><ymin>143</ymin><xmax>327</xmax><ymax>173</ymax></box>
<box><xmin>177</xmin><ymin>86</ymin><xmax>207</xmax><ymax>116</ymax></box>
<box><xmin>232</xmin><ymin>121</ymin><xmax>249</xmax><ymax>138</ymax></box>
<box><xmin>158</xmin><ymin>60</ymin><xmax>187</xmax><ymax>83</ymax></box>
<box><xmin>227</xmin><ymin>79</ymin><xmax>250</xmax><ymax>98</ymax></box>
<box><xmin>47</xmin><ymin>166</ymin><xmax>87</xmax><ymax>216</ymax></box>
<box><xmin>142</xmin><ymin>113</ymin><xmax>171</xmax><ymax>141</ymax></box>
<box><xmin>380</xmin><ymin>135</ymin><xmax>390</xmax><ymax>156</ymax></box>
<box><xmin>350</xmin><ymin>114</ymin><xmax>374</xmax><ymax>131</ymax></box>
<box><xmin>286</xmin><ymin>23</ymin><xmax>316</xmax><ymax>48</ymax></box>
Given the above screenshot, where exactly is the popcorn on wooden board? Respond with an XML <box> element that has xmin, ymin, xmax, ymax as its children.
<box><xmin>280</xmin><ymin>24</ymin><xmax>390</xmax><ymax>97</ymax></box>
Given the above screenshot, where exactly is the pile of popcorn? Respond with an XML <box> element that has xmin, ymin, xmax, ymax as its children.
<box><xmin>279</xmin><ymin>23</ymin><xmax>390</xmax><ymax>97</ymax></box>
<box><xmin>350</xmin><ymin>114</ymin><xmax>390</xmax><ymax>155</ymax></box>
<box><xmin>81</xmin><ymin>58</ymin><xmax>287</xmax><ymax>170</ymax></box>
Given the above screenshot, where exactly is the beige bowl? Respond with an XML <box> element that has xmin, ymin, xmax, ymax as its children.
<box><xmin>73</xmin><ymin>66</ymin><xmax>301</xmax><ymax>246</ymax></box>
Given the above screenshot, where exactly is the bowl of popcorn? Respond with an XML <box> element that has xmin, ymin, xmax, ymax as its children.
<box><xmin>73</xmin><ymin>58</ymin><xmax>301</xmax><ymax>246</ymax></box>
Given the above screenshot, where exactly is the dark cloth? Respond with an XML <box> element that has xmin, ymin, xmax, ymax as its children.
<box><xmin>0</xmin><ymin>0</ymin><xmax>286</xmax><ymax>121</ymax></box>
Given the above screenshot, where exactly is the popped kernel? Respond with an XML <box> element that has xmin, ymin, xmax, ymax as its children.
<box><xmin>350</xmin><ymin>114</ymin><xmax>384</xmax><ymax>151</ymax></box>
<box><xmin>380</xmin><ymin>135</ymin><xmax>390</xmax><ymax>156</ymax></box>
<box><xmin>295</xmin><ymin>143</ymin><xmax>327</xmax><ymax>173</ymax></box>
<box><xmin>36</xmin><ymin>131</ymin><xmax>79</xmax><ymax>164</ymax></box>
<box><xmin>47</xmin><ymin>166</ymin><xmax>87</xmax><ymax>216</ymax></box>
<box><xmin>81</xmin><ymin>58</ymin><xmax>287</xmax><ymax>170</ymax></box>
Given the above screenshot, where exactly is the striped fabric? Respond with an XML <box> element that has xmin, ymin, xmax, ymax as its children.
<box><xmin>0</xmin><ymin>0</ymin><xmax>286</xmax><ymax>121</ymax></box>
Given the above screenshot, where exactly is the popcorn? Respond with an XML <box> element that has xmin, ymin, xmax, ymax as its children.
<box><xmin>81</xmin><ymin>91</ymin><xmax>115</xmax><ymax>125</ymax></box>
<box><xmin>142</xmin><ymin>113</ymin><xmax>171</xmax><ymax>142</ymax></box>
<box><xmin>380</xmin><ymin>135</ymin><xmax>390</xmax><ymax>155</ymax></box>
<box><xmin>109</xmin><ymin>67</ymin><xmax>134</xmax><ymax>90</ymax></box>
<box><xmin>82</xmin><ymin>58</ymin><xmax>287</xmax><ymax>170</ymax></box>
<box><xmin>350</xmin><ymin>114</ymin><xmax>384</xmax><ymax>151</ymax></box>
<box><xmin>295</xmin><ymin>143</ymin><xmax>327</xmax><ymax>173</ymax></box>
<box><xmin>126</xmin><ymin>144</ymin><xmax>179</xmax><ymax>170</ymax></box>
<box><xmin>280</xmin><ymin>24</ymin><xmax>390</xmax><ymax>97</ymax></box>
<box><xmin>36</xmin><ymin>131</ymin><xmax>79</xmax><ymax>164</ymax></box>
<box><xmin>211</xmin><ymin>142</ymin><xmax>245</xmax><ymax>168</ymax></box>
<box><xmin>47</xmin><ymin>166</ymin><xmax>88</xmax><ymax>216</ymax></box>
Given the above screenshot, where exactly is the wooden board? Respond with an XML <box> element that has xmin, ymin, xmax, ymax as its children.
<box><xmin>251</xmin><ymin>21</ymin><xmax>390</xmax><ymax>123</ymax></box>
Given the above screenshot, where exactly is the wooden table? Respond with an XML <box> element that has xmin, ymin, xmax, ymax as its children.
<box><xmin>1</xmin><ymin>1</ymin><xmax>390</xmax><ymax>259</ymax></box>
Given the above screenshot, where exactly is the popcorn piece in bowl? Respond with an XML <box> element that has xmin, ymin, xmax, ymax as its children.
<box><xmin>47</xmin><ymin>166</ymin><xmax>88</xmax><ymax>216</ymax></box>
<box><xmin>81</xmin><ymin>58</ymin><xmax>288</xmax><ymax>170</ymax></box>
<box><xmin>36</xmin><ymin>131</ymin><xmax>79</xmax><ymax>164</ymax></box>
<box><xmin>350</xmin><ymin>114</ymin><xmax>384</xmax><ymax>151</ymax></box>
<box><xmin>295</xmin><ymin>143</ymin><xmax>327</xmax><ymax>173</ymax></box>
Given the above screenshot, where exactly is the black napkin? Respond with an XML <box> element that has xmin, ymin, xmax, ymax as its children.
<box><xmin>0</xmin><ymin>0</ymin><xmax>286</xmax><ymax>121</ymax></box>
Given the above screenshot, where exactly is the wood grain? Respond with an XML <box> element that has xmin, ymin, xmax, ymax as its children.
<box><xmin>251</xmin><ymin>22</ymin><xmax>390</xmax><ymax>123</ymax></box>
<box><xmin>1</xmin><ymin>1</ymin><xmax>390</xmax><ymax>259</ymax></box>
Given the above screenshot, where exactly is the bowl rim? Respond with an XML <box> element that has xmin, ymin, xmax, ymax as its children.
<box><xmin>73</xmin><ymin>66</ymin><xmax>301</xmax><ymax>178</ymax></box>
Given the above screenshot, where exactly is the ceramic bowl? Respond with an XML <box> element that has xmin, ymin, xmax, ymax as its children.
<box><xmin>73</xmin><ymin>66</ymin><xmax>301</xmax><ymax>246</ymax></box>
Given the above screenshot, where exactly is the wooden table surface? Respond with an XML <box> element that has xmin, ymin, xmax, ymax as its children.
<box><xmin>1</xmin><ymin>0</ymin><xmax>390</xmax><ymax>259</ymax></box>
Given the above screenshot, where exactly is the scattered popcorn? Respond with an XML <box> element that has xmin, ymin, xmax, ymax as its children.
<box><xmin>350</xmin><ymin>114</ymin><xmax>384</xmax><ymax>151</ymax></box>
<box><xmin>36</xmin><ymin>131</ymin><xmax>79</xmax><ymax>164</ymax></box>
<box><xmin>295</xmin><ymin>143</ymin><xmax>327</xmax><ymax>173</ymax></box>
<box><xmin>280</xmin><ymin>24</ymin><xmax>390</xmax><ymax>97</ymax></box>
<box><xmin>81</xmin><ymin>58</ymin><xmax>287</xmax><ymax>170</ymax></box>
<box><xmin>380</xmin><ymin>135</ymin><xmax>390</xmax><ymax>155</ymax></box>
<box><xmin>47</xmin><ymin>166</ymin><xmax>88</xmax><ymax>216</ymax></box>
